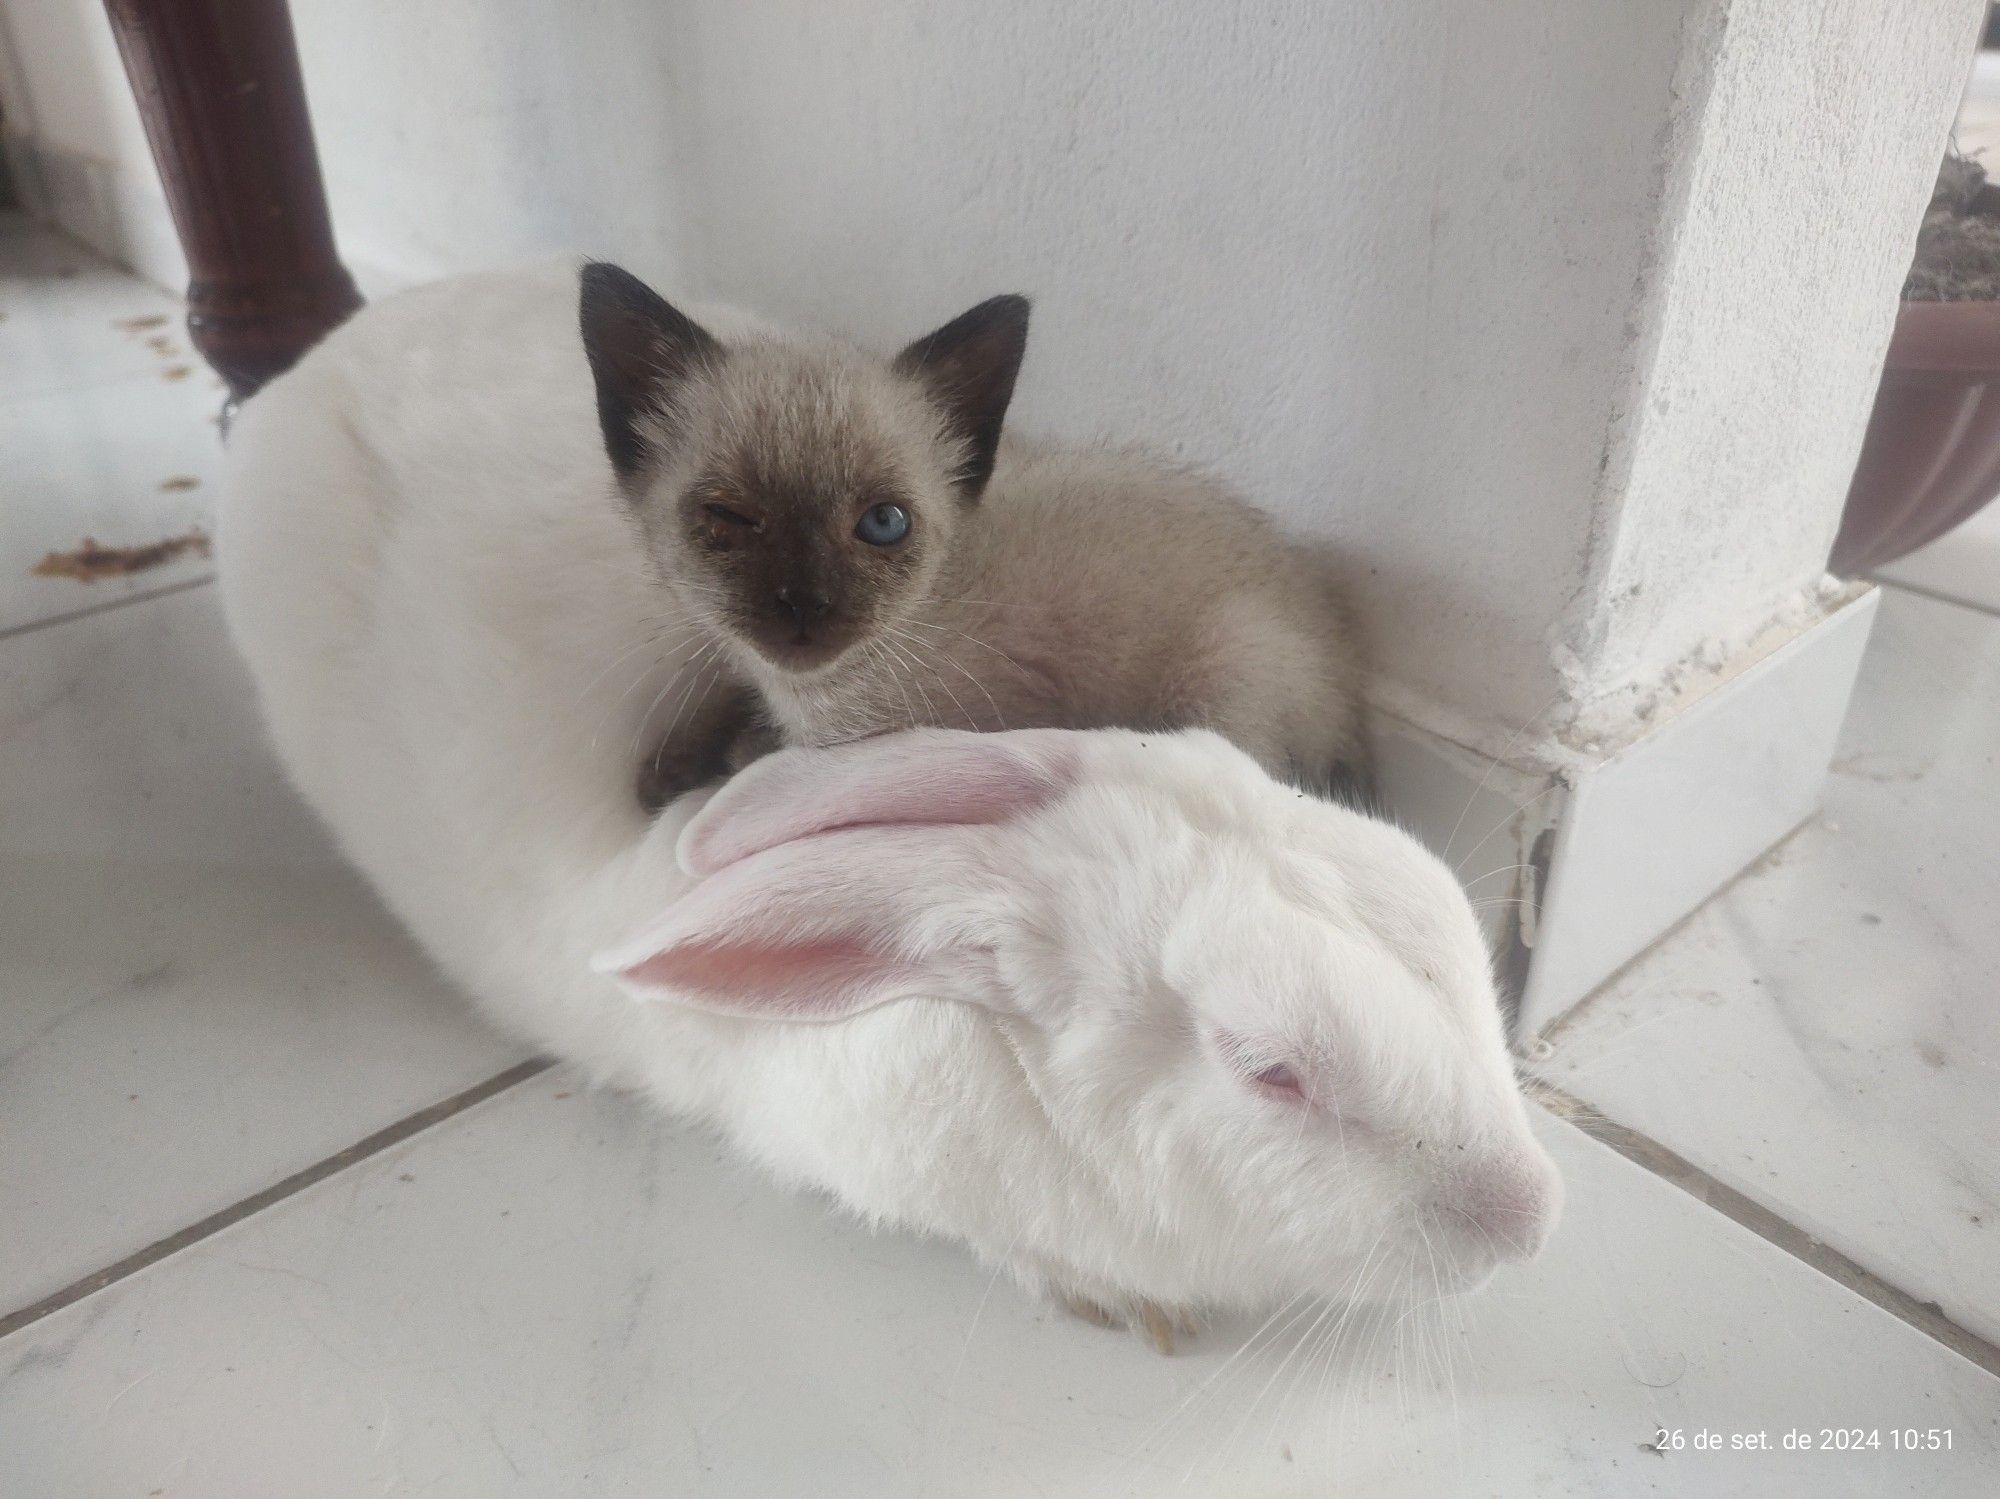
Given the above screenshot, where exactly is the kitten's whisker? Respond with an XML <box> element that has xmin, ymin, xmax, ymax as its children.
<box><xmin>882</xmin><ymin>636</ymin><xmax>944</xmax><ymax>729</ymax></box>
<box><xmin>867</xmin><ymin>638</ymin><xmax>923</xmax><ymax>731</ymax></box>
<box><xmin>580</xmin><ymin>638</ymin><xmax>675</xmax><ymax>749</ymax></box>
<box><xmin>573</xmin><ymin>620</ymin><xmax>701</xmax><ymax>734</ymax></box>
<box><xmin>628</xmin><ymin>674</ymin><xmax>685</xmax><ymax>768</ymax></box>
<box><xmin>595</xmin><ymin>621</ymin><xmax>706</xmax><ymax>723</ymax></box>
<box><xmin>635</xmin><ymin>637</ymin><xmax>723</xmax><ymax>763</ymax></box>
<box><xmin>881</xmin><ymin>625</ymin><xmax>982</xmax><ymax>732</ymax></box>
<box><xmin>667</xmin><ymin>642</ymin><xmax>726</xmax><ymax>738</ymax></box>
<box><xmin>887</xmin><ymin>619</ymin><xmax>1010</xmax><ymax>731</ymax></box>
<box><xmin>619</xmin><ymin>634</ymin><xmax>719</xmax><ymax>763</ymax></box>
<box><xmin>670</xmin><ymin>665</ymin><xmax>725</xmax><ymax>757</ymax></box>
<box><xmin>899</xmin><ymin>614</ymin><xmax>1032</xmax><ymax>679</ymax></box>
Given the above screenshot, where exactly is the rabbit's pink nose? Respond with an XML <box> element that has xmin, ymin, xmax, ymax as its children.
<box><xmin>1443</xmin><ymin>1148</ymin><xmax>1562</xmax><ymax>1262</ymax></box>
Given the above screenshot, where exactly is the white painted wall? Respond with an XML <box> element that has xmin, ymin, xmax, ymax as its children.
<box><xmin>0</xmin><ymin>0</ymin><xmax>1979</xmax><ymax>746</ymax></box>
<box><xmin>1567</xmin><ymin>0</ymin><xmax>1982</xmax><ymax>738</ymax></box>
<box><xmin>298</xmin><ymin>0</ymin><xmax>1714</xmax><ymax>740</ymax></box>
<box><xmin>0</xmin><ymin>0</ymin><xmax>185</xmax><ymax>280</ymax></box>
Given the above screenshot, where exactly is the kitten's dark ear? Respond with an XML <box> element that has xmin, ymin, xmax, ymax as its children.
<box><xmin>578</xmin><ymin>261</ymin><xmax>722</xmax><ymax>485</ymax></box>
<box><xmin>893</xmin><ymin>294</ymin><xmax>1030</xmax><ymax>499</ymax></box>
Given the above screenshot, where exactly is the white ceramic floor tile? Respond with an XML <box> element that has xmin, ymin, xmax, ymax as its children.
<box><xmin>1</xmin><ymin>1076</ymin><xmax>1993</xmax><ymax>1497</ymax></box>
<box><xmin>0</xmin><ymin>211</ymin><xmax>197</xmax><ymax>401</ymax></box>
<box><xmin>0</xmin><ymin>368</ymin><xmax>230</xmax><ymax>636</ymax></box>
<box><xmin>0</xmin><ymin>586</ymin><xmax>526</xmax><ymax>1315</ymax></box>
<box><xmin>1876</xmin><ymin>501</ymin><xmax>2000</xmax><ymax>617</ymax></box>
<box><xmin>1540</xmin><ymin>586</ymin><xmax>2000</xmax><ymax>1347</ymax></box>
<box><xmin>0</xmin><ymin>213</ymin><xmax>229</xmax><ymax>637</ymax></box>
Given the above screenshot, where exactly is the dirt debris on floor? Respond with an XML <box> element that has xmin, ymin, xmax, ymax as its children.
<box><xmin>31</xmin><ymin>530</ymin><xmax>211</xmax><ymax>582</ymax></box>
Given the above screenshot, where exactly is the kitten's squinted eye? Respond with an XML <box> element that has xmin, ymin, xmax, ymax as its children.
<box><xmin>855</xmin><ymin>503</ymin><xmax>912</xmax><ymax>547</ymax></box>
<box><xmin>704</xmin><ymin>502</ymin><xmax>761</xmax><ymax>531</ymax></box>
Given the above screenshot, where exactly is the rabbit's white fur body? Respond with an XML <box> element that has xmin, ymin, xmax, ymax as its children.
<box><xmin>220</xmin><ymin>263</ymin><xmax>1557</xmax><ymax>1319</ymax></box>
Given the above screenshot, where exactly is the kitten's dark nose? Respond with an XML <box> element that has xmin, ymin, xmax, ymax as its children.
<box><xmin>773</xmin><ymin>586</ymin><xmax>831</xmax><ymax>632</ymax></box>
<box><xmin>753</xmin><ymin>584</ymin><xmax>852</xmax><ymax>668</ymax></box>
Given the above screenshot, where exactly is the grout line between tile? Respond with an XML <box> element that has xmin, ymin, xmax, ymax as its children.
<box><xmin>0</xmin><ymin>1057</ymin><xmax>552</xmax><ymax>1342</ymax></box>
<box><xmin>0</xmin><ymin>574</ymin><xmax>216</xmax><ymax>644</ymax></box>
<box><xmin>10</xmin><ymin>1044</ymin><xmax>1995</xmax><ymax>1377</ymax></box>
<box><xmin>1534</xmin><ymin>1079</ymin><xmax>2000</xmax><ymax>1380</ymax></box>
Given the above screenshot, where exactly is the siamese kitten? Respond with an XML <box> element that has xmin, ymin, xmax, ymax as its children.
<box><xmin>578</xmin><ymin>262</ymin><xmax>1365</xmax><ymax>807</ymax></box>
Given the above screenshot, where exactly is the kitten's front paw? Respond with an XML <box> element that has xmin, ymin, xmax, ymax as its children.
<box><xmin>720</xmin><ymin>713</ymin><xmax>784</xmax><ymax>774</ymax></box>
<box><xmin>636</xmin><ymin>748</ymin><xmax>728</xmax><ymax>814</ymax></box>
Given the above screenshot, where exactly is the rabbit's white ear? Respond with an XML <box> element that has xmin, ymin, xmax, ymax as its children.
<box><xmin>677</xmin><ymin>727</ymin><xmax>1079</xmax><ymax>877</ymax></box>
<box><xmin>595</xmin><ymin>829</ymin><xmax>998</xmax><ymax>1022</ymax></box>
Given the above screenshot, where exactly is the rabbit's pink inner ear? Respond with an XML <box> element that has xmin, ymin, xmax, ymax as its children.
<box><xmin>679</xmin><ymin>730</ymin><xmax>1079</xmax><ymax>876</ymax></box>
<box><xmin>617</xmin><ymin>936</ymin><xmax>924</xmax><ymax>1022</ymax></box>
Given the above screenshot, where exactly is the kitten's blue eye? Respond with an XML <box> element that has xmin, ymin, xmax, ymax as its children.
<box><xmin>854</xmin><ymin>503</ymin><xmax>912</xmax><ymax>546</ymax></box>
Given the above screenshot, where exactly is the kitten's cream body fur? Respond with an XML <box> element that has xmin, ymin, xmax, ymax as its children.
<box><xmin>587</xmin><ymin>269</ymin><xmax>1365</xmax><ymax>794</ymax></box>
<box><xmin>751</xmin><ymin>437</ymin><xmax>1363</xmax><ymax>785</ymax></box>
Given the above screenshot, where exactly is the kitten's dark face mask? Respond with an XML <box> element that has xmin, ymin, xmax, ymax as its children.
<box><xmin>578</xmin><ymin>262</ymin><xmax>1029</xmax><ymax>678</ymax></box>
<box><xmin>675</xmin><ymin>461</ymin><xmax>929</xmax><ymax>672</ymax></box>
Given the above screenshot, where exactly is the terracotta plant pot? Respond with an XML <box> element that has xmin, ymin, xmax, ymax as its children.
<box><xmin>1831</xmin><ymin>299</ymin><xmax>2000</xmax><ymax>576</ymax></box>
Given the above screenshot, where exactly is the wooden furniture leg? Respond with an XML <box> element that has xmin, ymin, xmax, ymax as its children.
<box><xmin>103</xmin><ymin>0</ymin><xmax>360</xmax><ymax>401</ymax></box>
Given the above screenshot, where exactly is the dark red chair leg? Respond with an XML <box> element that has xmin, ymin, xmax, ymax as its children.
<box><xmin>103</xmin><ymin>0</ymin><xmax>361</xmax><ymax>401</ymax></box>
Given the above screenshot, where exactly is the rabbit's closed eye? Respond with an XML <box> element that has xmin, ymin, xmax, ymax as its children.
<box><xmin>1248</xmin><ymin>1061</ymin><xmax>1308</xmax><ymax>1103</ymax></box>
<box><xmin>1209</xmin><ymin>1026</ymin><xmax>1315</xmax><ymax>1107</ymax></box>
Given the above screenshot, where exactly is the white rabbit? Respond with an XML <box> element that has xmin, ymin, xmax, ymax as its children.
<box><xmin>220</xmin><ymin>262</ymin><xmax>1559</xmax><ymax>1331</ymax></box>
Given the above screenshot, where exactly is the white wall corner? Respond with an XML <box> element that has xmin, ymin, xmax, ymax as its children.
<box><xmin>1374</xmin><ymin>584</ymin><xmax>1879</xmax><ymax>1042</ymax></box>
<box><xmin>2</xmin><ymin>131</ymin><xmax>188</xmax><ymax>294</ymax></box>
<box><xmin>2</xmin><ymin>131</ymin><xmax>418</xmax><ymax>303</ymax></box>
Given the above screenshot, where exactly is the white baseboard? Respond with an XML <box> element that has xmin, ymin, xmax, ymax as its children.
<box><xmin>1374</xmin><ymin>585</ymin><xmax>1880</xmax><ymax>1041</ymax></box>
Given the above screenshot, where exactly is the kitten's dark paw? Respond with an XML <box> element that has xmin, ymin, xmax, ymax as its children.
<box><xmin>720</xmin><ymin>714</ymin><xmax>784</xmax><ymax>774</ymax></box>
<box><xmin>636</xmin><ymin>750</ymin><xmax>728</xmax><ymax>814</ymax></box>
<box><xmin>635</xmin><ymin>684</ymin><xmax>781</xmax><ymax>814</ymax></box>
